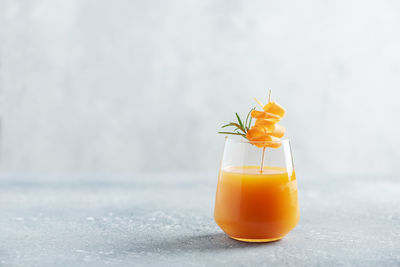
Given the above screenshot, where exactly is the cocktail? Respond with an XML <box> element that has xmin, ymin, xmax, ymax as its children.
<box><xmin>214</xmin><ymin>91</ymin><xmax>299</xmax><ymax>242</ymax></box>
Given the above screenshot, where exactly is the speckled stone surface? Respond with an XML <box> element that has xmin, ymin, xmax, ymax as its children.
<box><xmin>0</xmin><ymin>172</ymin><xmax>399</xmax><ymax>266</ymax></box>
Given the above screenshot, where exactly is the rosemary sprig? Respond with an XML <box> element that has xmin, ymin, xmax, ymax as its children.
<box><xmin>218</xmin><ymin>107</ymin><xmax>255</xmax><ymax>139</ymax></box>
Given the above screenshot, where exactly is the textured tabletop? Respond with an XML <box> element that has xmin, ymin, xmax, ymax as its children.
<box><xmin>0</xmin><ymin>172</ymin><xmax>399</xmax><ymax>266</ymax></box>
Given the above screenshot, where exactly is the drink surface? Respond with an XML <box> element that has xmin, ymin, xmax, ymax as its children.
<box><xmin>214</xmin><ymin>166</ymin><xmax>299</xmax><ymax>240</ymax></box>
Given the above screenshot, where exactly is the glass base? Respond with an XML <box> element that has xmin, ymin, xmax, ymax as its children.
<box><xmin>230</xmin><ymin>236</ymin><xmax>284</xmax><ymax>243</ymax></box>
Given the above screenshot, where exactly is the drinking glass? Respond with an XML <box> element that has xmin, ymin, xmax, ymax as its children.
<box><xmin>214</xmin><ymin>136</ymin><xmax>299</xmax><ymax>242</ymax></box>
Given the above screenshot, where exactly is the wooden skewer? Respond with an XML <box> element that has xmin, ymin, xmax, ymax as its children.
<box><xmin>268</xmin><ymin>89</ymin><xmax>271</xmax><ymax>103</ymax></box>
<box><xmin>254</xmin><ymin>98</ymin><xmax>264</xmax><ymax>109</ymax></box>
<box><xmin>261</xmin><ymin>89</ymin><xmax>271</xmax><ymax>173</ymax></box>
<box><xmin>260</xmin><ymin>147</ymin><xmax>266</xmax><ymax>173</ymax></box>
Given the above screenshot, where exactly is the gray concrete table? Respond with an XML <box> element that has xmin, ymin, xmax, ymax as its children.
<box><xmin>0</xmin><ymin>172</ymin><xmax>399</xmax><ymax>266</ymax></box>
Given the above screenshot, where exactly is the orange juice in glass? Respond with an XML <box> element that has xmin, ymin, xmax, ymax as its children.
<box><xmin>215</xmin><ymin>92</ymin><xmax>299</xmax><ymax>242</ymax></box>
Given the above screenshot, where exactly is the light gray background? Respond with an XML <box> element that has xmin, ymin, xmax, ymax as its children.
<box><xmin>1</xmin><ymin>0</ymin><xmax>400</xmax><ymax>175</ymax></box>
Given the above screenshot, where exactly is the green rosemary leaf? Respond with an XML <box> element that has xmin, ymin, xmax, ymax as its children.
<box><xmin>248</xmin><ymin>107</ymin><xmax>255</xmax><ymax>129</ymax></box>
<box><xmin>226</xmin><ymin>122</ymin><xmax>244</xmax><ymax>132</ymax></box>
<box><xmin>244</xmin><ymin>112</ymin><xmax>249</xmax><ymax>129</ymax></box>
<box><xmin>235</xmin><ymin>132</ymin><xmax>247</xmax><ymax>137</ymax></box>
<box><xmin>221</xmin><ymin>123</ymin><xmax>235</xmax><ymax>128</ymax></box>
<box><xmin>218</xmin><ymin>131</ymin><xmax>245</xmax><ymax>136</ymax></box>
<box><xmin>232</xmin><ymin>122</ymin><xmax>242</xmax><ymax>129</ymax></box>
<box><xmin>244</xmin><ymin>107</ymin><xmax>254</xmax><ymax>129</ymax></box>
<box><xmin>235</xmin><ymin>131</ymin><xmax>246</xmax><ymax>137</ymax></box>
<box><xmin>235</xmin><ymin>113</ymin><xmax>244</xmax><ymax>130</ymax></box>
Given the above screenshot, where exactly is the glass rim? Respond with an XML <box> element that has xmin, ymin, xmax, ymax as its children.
<box><xmin>223</xmin><ymin>135</ymin><xmax>289</xmax><ymax>144</ymax></box>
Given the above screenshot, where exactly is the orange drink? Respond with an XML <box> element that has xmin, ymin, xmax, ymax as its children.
<box><xmin>214</xmin><ymin>166</ymin><xmax>299</xmax><ymax>242</ymax></box>
<box><xmin>216</xmin><ymin>90</ymin><xmax>299</xmax><ymax>242</ymax></box>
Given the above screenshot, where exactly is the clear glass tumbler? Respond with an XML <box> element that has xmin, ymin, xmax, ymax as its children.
<box><xmin>214</xmin><ymin>136</ymin><xmax>299</xmax><ymax>242</ymax></box>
